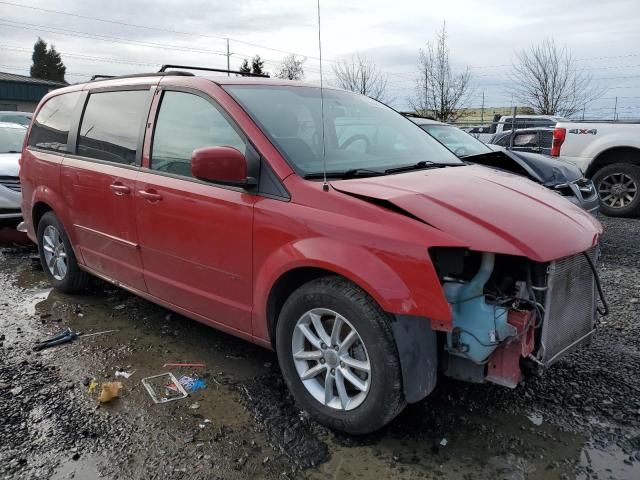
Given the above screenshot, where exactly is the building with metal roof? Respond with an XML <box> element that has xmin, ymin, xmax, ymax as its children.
<box><xmin>0</xmin><ymin>72</ymin><xmax>67</xmax><ymax>113</ymax></box>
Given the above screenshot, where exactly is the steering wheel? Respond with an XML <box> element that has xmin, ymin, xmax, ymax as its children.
<box><xmin>454</xmin><ymin>146</ymin><xmax>468</xmax><ymax>157</ymax></box>
<box><xmin>340</xmin><ymin>134</ymin><xmax>371</xmax><ymax>152</ymax></box>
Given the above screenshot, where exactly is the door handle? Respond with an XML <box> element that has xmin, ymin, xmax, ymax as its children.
<box><xmin>110</xmin><ymin>183</ymin><xmax>131</xmax><ymax>196</ymax></box>
<box><xmin>138</xmin><ymin>189</ymin><xmax>163</xmax><ymax>202</ymax></box>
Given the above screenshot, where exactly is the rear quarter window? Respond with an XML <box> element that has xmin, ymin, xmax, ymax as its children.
<box><xmin>77</xmin><ymin>90</ymin><xmax>150</xmax><ymax>166</ymax></box>
<box><xmin>28</xmin><ymin>92</ymin><xmax>82</xmax><ymax>152</ymax></box>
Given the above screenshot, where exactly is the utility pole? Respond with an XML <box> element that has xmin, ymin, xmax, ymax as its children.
<box><xmin>582</xmin><ymin>105</ymin><xmax>585</xmax><ymax>121</ymax></box>
<box><xmin>480</xmin><ymin>90</ymin><xmax>485</xmax><ymax>124</ymax></box>
<box><xmin>613</xmin><ymin>96</ymin><xmax>618</xmax><ymax>120</ymax></box>
<box><xmin>508</xmin><ymin>105</ymin><xmax>517</xmax><ymax>151</ymax></box>
<box><xmin>226</xmin><ymin>39</ymin><xmax>231</xmax><ymax>76</ymax></box>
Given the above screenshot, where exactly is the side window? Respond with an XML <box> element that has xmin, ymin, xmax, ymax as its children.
<box><xmin>77</xmin><ymin>90</ymin><xmax>149</xmax><ymax>165</ymax></box>
<box><xmin>495</xmin><ymin>134</ymin><xmax>510</xmax><ymax>147</ymax></box>
<box><xmin>28</xmin><ymin>91</ymin><xmax>81</xmax><ymax>152</ymax></box>
<box><xmin>513</xmin><ymin>133</ymin><xmax>538</xmax><ymax>147</ymax></box>
<box><xmin>151</xmin><ymin>91</ymin><xmax>246</xmax><ymax>178</ymax></box>
<box><xmin>502</xmin><ymin>119</ymin><xmax>512</xmax><ymax>131</ymax></box>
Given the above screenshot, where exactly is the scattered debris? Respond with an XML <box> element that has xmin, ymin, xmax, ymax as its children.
<box><xmin>440</xmin><ymin>438</ymin><xmax>448</xmax><ymax>447</ymax></box>
<box><xmin>98</xmin><ymin>382</ymin><xmax>123</xmax><ymax>403</ymax></box>
<box><xmin>142</xmin><ymin>372</ymin><xmax>188</xmax><ymax>404</ymax></box>
<box><xmin>527</xmin><ymin>412</ymin><xmax>544</xmax><ymax>426</ymax></box>
<box><xmin>189</xmin><ymin>402</ymin><xmax>200</xmax><ymax>410</ymax></box>
<box><xmin>162</xmin><ymin>363</ymin><xmax>205</xmax><ymax>368</ymax></box>
<box><xmin>87</xmin><ymin>378</ymin><xmax>99</xmax><ymax>394</ymax></box>
<box><xmin>174</xmin><ymin>375</ymin><xmax>206</xmax><ymax>393</ymax></box>
<box><xmin>114</xmin><ymin>304</ymin><xmax>126</xmax><ymax>310</ymax></box>
<box><xmin>115</xmin><ymin>370</ymin><xmax>136</xmax><ymax>379</ymax></box>
<box><xmin>33</xmin><ymin>328</ymin><xmax>120</xmax><ymax>351</ymax></box>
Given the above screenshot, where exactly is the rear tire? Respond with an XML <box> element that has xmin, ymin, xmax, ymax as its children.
<box><xmin>592</xmin><ymin>163</ymin><xmax>640</xmax><ymax>217</ymax></box>
<box><xmin>275</xmin><ymin>276</ymin><xmax>405</xmax><ymax>434</ymax></box>
<box><xmin>37</xmin><ymin>211</ymin><xmax>90</xmax><ymax>293</ymax></box>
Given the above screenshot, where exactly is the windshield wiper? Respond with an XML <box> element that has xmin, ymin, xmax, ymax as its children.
<box><xmin>303</xmin><ymin>168</ymin><xmax>385</xmax><ymax>180</ymax></box>
<box><xmin>384</xmin><ymin>161</ymin><xmax>462</xmax><ymax>174</ymax></box>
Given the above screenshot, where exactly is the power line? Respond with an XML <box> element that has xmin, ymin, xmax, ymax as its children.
<box><xmin>0</xmin><ymin>1</ymin><xmax>336</xmax><ymax>64</ymax></box>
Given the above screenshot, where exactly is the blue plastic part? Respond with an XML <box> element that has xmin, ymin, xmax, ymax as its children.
<box><xmin>444</xmin><ymin>253</ymin><xmax>516</xmax><ymax>364</ymax></box>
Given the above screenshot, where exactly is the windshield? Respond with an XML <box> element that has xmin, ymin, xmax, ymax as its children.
<box><xmin>419</xmin><ymin>124</ymin><xmax>491</xmax><ymax>157</ymax></box>
<box><xmin>224</xmin><ymin>85</ymin><xmax>462</xmax><ymax>176</ymax></box>
<box><xmin>0</xmin><ymin>126</ymin><xmax>26</xmax><ymax>153</ymax></box>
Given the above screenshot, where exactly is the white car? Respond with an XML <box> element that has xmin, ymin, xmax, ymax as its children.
<box><xmin>552</xmin><ymin>121</ymin><xmax>640</xmax><ymax>217</ymax></box>
<box><xmin>0</xmin><ymin>122</ymin><xmax>27</xmax><ymax>228</ymax></box>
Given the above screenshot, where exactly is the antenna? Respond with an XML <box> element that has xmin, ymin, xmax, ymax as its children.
<box><xmin>317</xmin><ymin>0</ymin><xmax>329</xmax><ymax>192</ymax></box>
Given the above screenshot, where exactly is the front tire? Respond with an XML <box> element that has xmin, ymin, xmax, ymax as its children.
<box><xmin>275</xmin><ymin>276</ymin><xmax>405</xmax><ymax>434</ymax></box>
<box><xmin>37</xmin><ymin>211</ymin><xmax>89</xmax><ymax>292</ymax></box>
<box><xmin>593</xmin><ymin>163</ymin><xmax>640</xmax><ymax>217</ymax></box>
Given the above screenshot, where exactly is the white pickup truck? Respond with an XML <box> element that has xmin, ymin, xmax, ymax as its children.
<box><xmin>474</xmin><ymin>114</ymin><xmax>564</xmax><ymax>143</ymax></box>
<box><xmin>551</xmin><ymin>121</ymin><xmax>640</xmax><ymax>216</ymax></box>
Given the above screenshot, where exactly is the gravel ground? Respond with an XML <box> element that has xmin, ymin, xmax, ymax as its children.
<box><xmin>0</xmin><ymin>215</ymin><xmax>639</xmax><ymax>480</ymax></box>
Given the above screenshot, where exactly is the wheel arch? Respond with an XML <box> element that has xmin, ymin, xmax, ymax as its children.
<box><xmin>586</xmin><ymin>146</ymin><xmax>640</xmax><ymax>178</ymax></box>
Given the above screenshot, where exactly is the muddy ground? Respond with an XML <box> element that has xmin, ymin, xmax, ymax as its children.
<box><xmin>1</xmin><ymin>215</ymin><xmax>639</xmax><ymax>480</ymax></box>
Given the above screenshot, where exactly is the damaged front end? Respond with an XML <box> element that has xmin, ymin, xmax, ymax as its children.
<box><xmin>431</xmin><ymin>247</ymin><xmax>604</xmax><ymax>388</ymax></box>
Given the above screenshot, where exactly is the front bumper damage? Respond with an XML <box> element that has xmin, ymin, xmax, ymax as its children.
<box><xmin>439</xmin><ymin>247</ymin><xmax>604</xmax><ymax>388</ymax></box>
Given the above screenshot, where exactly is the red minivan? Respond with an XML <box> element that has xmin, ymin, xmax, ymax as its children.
<box><xmin>20</xmin><ymin>67</ymin><xmax>604</xmax><ymax>434</ymax></box>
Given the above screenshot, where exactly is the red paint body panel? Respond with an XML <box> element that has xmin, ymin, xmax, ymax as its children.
<box><xmin>485</xmin><ymin>310</ymin><xmax>536</xmax><ymax>388</ymax></box>
<box><xmin>332</xmin><ymin>165</ymin><xmax>602</xmax><ymax>262</ymax></box>
<box><xmin>135</xmin><ymin>170</ymin><xmax>255</xmax><ymax>333</ymax></box>
<box><xmin>20</xmin><ymin>75</ymin><xmax>603</xmax><ymax>351</ymax></box>
<box><xmin>60</xmin><ymin>158</ymin><xmax>146</xmax><ymax>291</ymax></box>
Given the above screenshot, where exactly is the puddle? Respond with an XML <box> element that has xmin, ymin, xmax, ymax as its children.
<box><xmin>50</xmin><ymin>454</ymin><xmax>102</xmax><ymax>480</ymax></box>
<box><xmin>578</xmin><ymin>443</ymin><xmax>640</xmax><ymax>480</ymax></box>
<box><xmin>22</xmin><ymin>287</ymin><xmax>53</xmax><ymax>316</ymax></box>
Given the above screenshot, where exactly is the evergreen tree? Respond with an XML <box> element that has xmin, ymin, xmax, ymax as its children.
<box><xmin>251</xmin><ymin>55</ymin><xmax>265</xmax><ymax>76</ymax></box>
<box><xmin>238</xmin><ymin>59</ymin><xmax>252</xmax><ymax>76</ymax></box>
<box><xmin>29</xmin><ymin>37</ymin><xmax>66</xmax><ymax>83</ymax></box>
<box><xmin>30</xmin><ymin>38</ymin><xmax>49</xmax><ymax>80</ymax></box>
<box><xmin>46</xmin><ymin>44</ymin><xmax>66</xmax><ymax>82</ymax></box>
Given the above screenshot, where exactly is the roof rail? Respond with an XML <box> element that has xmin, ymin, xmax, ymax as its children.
<box><xmin>159</xmin><ymin>64</ymin><xmax>270</xmax><ymax>78</ymax></box>
<box><xmin>89</xmin><ymin>71</ymin><xmax>195</xmax><ymax>82</ymax></box>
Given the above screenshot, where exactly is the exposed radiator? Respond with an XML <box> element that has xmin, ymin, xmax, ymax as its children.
<box><xmin>537</xmin><ymin>247</ymin><xmax>598</xmax><ymax>366</ymax></box>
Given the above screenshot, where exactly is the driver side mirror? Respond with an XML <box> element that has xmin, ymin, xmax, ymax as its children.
<box><xmin>191</xmin><ymin>146</ymin><xmax>257</xmax><ymax>188</ymax></box>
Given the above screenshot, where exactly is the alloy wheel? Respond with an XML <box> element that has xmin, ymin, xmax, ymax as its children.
<box><xmin>291</xmin><ymin>308</ymin><xmax>371</xmax><ymax>411</ymax></box>
<box><xmin>598</xmin><ymin>173</ymin><xmax>637</xmax><ymax>209</ymax></box>
<box><xmin>42</xmin><ymin>225</ymin><xmax>68</xmax><ymax>281</ymax></box>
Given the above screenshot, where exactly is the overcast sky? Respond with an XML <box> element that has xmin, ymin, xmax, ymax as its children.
<box><xmin>1</xmin><ymin>0</ymin><xmax>639</xmax><ymax>117</ymax></box>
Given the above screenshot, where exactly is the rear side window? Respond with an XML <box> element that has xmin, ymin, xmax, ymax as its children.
<box><xmin>28</xmin><ymin>92</ymin><xmax>81</xmax><ymax>152</ymax></box>
<box><xmin>151</xmin><ymin>91</ymin><xmax>246</xmax><ymax>178</ymax></box>
<box><xmin>77</xmin><ymin>90</ymin><xmax>149</xmax><ymax>165</ymax></box>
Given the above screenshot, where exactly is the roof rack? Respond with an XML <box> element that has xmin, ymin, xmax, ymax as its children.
<box><xmin>159</xmin><ymin>64</ymin><xmax>270</xmax><ymax>78</ymax></box>
<box><xmin>89</xmin><ymin>71</ymin><xmax>195</xmax><ymax>82</ymax></box>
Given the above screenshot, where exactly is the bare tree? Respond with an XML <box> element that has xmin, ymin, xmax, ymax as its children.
<box><xmin>276</xmin><ymin>54</ymin><xmax>306</xmax><ymax>80</ymax></box>
<box><xmin>510</xmin><ymin>38</ymin><xmax>603</xmax><ymax>117</ymax></box>
<box><xmin>332</xmin><ymin>54</ymin><xmax>389</xmax><ymax>102</ymax></box>
<box><xmin>410</xmin><ymin>23</ymin><xmax>472</xmax><ymax>121</ymax></box>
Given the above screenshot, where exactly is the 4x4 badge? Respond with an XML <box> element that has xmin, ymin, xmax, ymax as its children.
<box><xmin>568</xmin><ymin>128</ymin><xmax>597</xmax><ymax>135</ymax></box>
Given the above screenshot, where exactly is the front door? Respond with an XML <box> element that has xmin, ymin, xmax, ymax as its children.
<box><xmin>61</xmin><ymin>88</ymin><xmax>152</xmax><ymax>291</ymax></box>
<box><xmin>136</xmin><ymin>89</ymin><xmax>255</xmax><ymax>334</ymax></box>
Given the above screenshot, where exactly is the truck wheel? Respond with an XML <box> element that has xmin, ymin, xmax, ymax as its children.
<box><xmin>275</xmin><ymin>276</ymin><xmax>405</xmax><ymax>434</ymax></box>
<box><xmin>37</xmin><ymin>211</ymin><xmax>90</xmax><ymax>292</ymax></box>
<box><xmin>593</xmin><ymin>163</ymin><xmax>640</xmax><ymax>217</ymax></box>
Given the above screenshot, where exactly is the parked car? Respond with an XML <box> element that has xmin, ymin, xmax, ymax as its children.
<box><xmin>0</xmin><ymin>111</ymin><xmax>32</xmax><ymax>126</ymax></box>
<box><xmin>0</xmin><ymin>122</ymin><xmax>26</xmax><ymax>229</ymax></box>
<box><xmin>476</xmin><ymin>114</ymin><xmax>566</xmax><ymax>142</ymax></box>
<box><xmin>489</xmin><ymin>127</ymin><xmax>553</xmax><ymax>155</ymax></box>
<box><xmin>551</xmin><ymin>121</ymin><xmax>640</xmax><ymax>217</ymax></box>
<box><xmin>21</xmin><ymin>68</ymin><xmax>603</xmax><ymax>434</ymax></box>
<box><xmin>409</xmin><ymin>118</ymin><xmax>599</xmax><ymax>213</ymax></box>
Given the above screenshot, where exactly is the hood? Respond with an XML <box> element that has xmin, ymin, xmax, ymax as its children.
<box><xmin>484</xmin><ymin>146</ymin><xmax>582</xmax><ymax>184</ymax></box>
<box><xmin>0</xmin><ymin>153</ymin><xmax>20</xmax><ymax>176</ymax></box>
<box><xmin>332</xmin><ymin>165</ymin><xmax>601</xmax><ymax>262</ymax></box>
